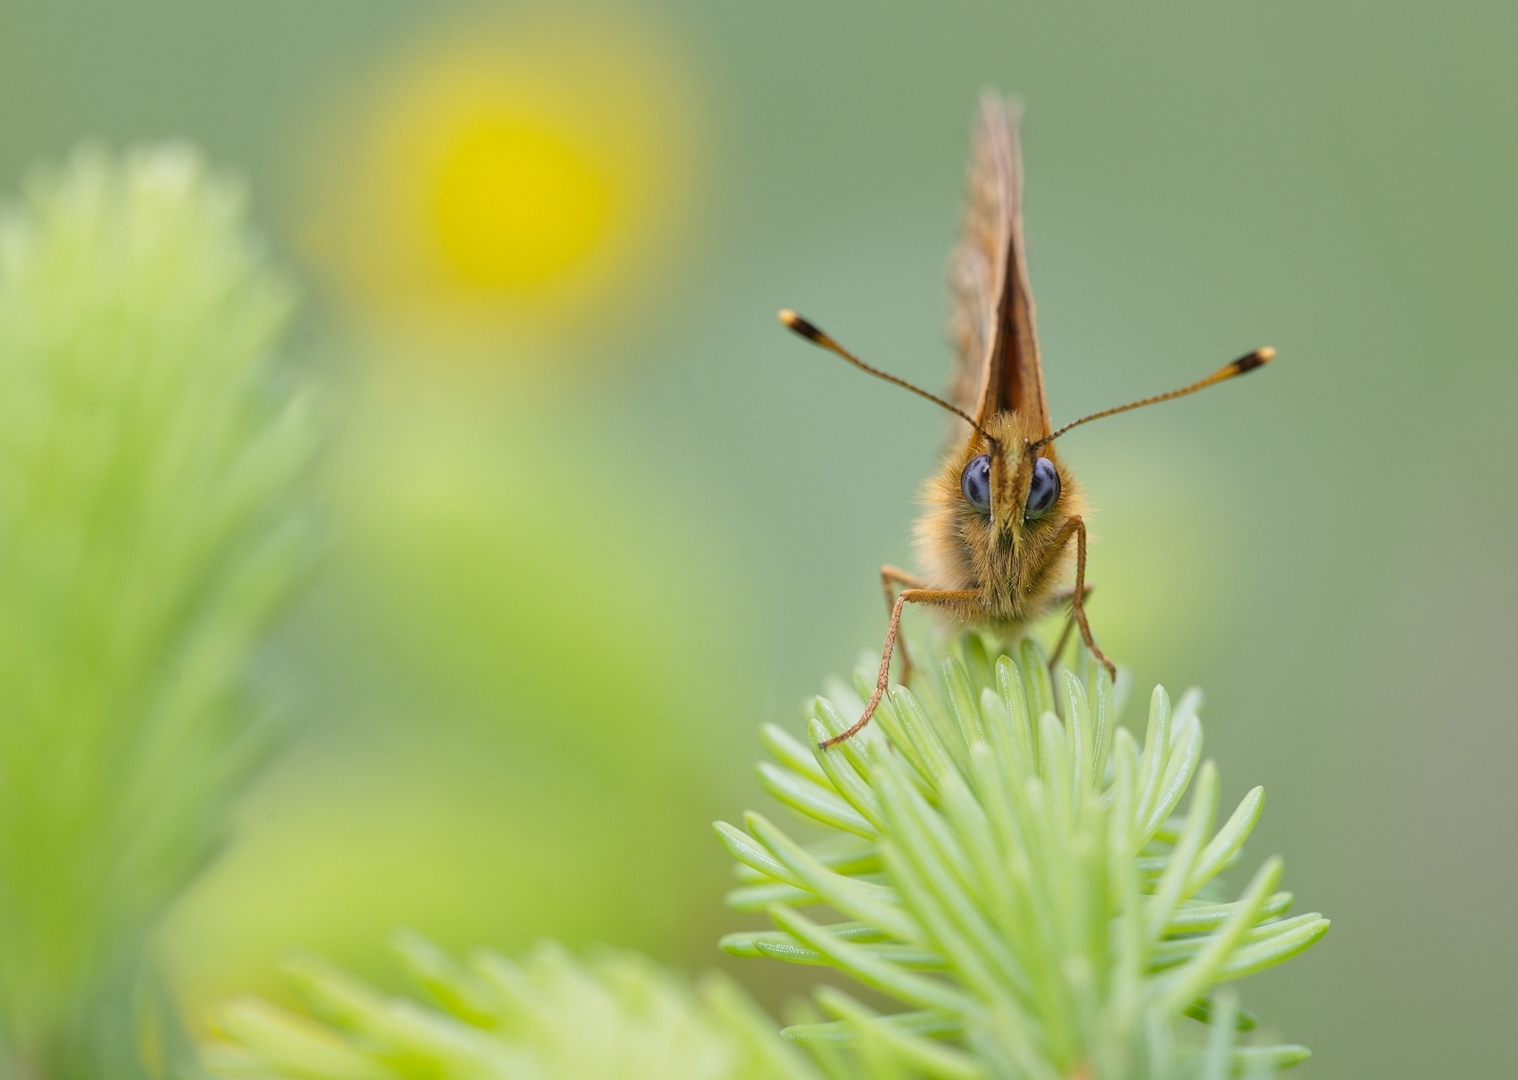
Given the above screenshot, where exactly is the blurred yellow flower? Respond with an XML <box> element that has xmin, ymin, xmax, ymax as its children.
<box><xmin>432</xmin><ymin>115</ymin><xmax>611</xmax><ymax>293</ymax></box>
<box><xmin>301</xmin><ymin>10</ymin><xmax>702</xmax><ymax>351</ymax></box>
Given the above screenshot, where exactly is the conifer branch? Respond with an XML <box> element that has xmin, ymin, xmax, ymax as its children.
<box><xmin>716</xmin><ymin>637</ymin><xmax>1327</xmax><ymax>1078</ymax></box>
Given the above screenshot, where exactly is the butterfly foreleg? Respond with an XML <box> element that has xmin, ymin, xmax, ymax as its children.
<box><xmin>1046</xmin><ymin>584</ymin><xmax>1096</xmax><ymax>684</ymax></box>
<box><xmin>880</xmin><ymin>565</ymin><xmax>929</xmax><ymax>684</ymax></box>
<box><xmin>1049</xmin><ymin>516</ymin><xmax>1116</xmax><ymax>681</ymax></box>
<box><xmin>820</xmin><ymin>587</ymin><xmax>980</xmax><ymax>750</ymax></box>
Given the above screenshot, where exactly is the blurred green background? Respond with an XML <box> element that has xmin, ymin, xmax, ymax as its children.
<box><xmin>1</xmin><ymin>1</ymin><xmax>1514</xmax><ymax>1076</ymax></box>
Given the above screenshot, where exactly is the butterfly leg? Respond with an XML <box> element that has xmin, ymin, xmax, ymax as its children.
<box><xmin>880</xmin><ymin>565</ymin><xmax>929</xmax><ymax>684</ymax></box>
<box><xmin>821</xmin><ymin>587</ymin><xmax>979</xmax><ymax>750</ymax></box>
<box><xmin>1046</xmin><ymin>585</ymin><xmax>1096</xmax><ymax>685</ymax></box>
<box><xmin>1051</xmin><ymin>516</ymin><xmax>1117</xmax><ymax>681</ymax></box>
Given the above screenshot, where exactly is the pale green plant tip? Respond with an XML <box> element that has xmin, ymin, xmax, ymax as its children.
<box><xmin>718</xmin><ymin>638</ymin><xmax>1327</xmax><ymax>1078</ymax></box>
<box><xmin>0</xmin><ymin>142</ymin><xmax>314</xmax><ymax>1078</ymax></box>
<box><xmin>208</xmin><ymin>997</ymin><xmax>395</xmax><ymax>1080</ymax></box>
<box><xmin>206</xmin><ymin>934</ymin><xmax>825</xmax><ymax>1080</ymax></box>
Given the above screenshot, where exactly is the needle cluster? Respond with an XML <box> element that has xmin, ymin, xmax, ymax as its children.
<box><xmin>716</xmin><ymin>638</ymin><xmax>1326</xmax><ymax>1079</ymax></box>
<box><xmin>0</xmin><ymin>144</ymin><xmax>314</xmax><ymax>1078</ymax></box>
<box><xmin>206</xmin><ymin>934</ymin><xmax>820</xmax><ymax>1080</ymax></box>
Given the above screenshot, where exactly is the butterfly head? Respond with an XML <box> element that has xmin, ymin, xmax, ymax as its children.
<box><xmin>956</xmin><ymin>410</ymin><xmax>1072</xmax><ymax>548</ymax></box>
<box><xmin>915</xmin><ymin>408</ymin><xmax>1081</xmax><ymax>616</ymax></box>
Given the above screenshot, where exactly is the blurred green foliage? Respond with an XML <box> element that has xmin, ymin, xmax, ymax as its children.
<box><xmin>0</xmin><ymin>146</ymin><xmax>312</xmax><ymax>1075</ymax></box>
<box><xmin>207</xmin><ymin>936</ymin><xmax>820</xmax><ymax>1080</ymax></box>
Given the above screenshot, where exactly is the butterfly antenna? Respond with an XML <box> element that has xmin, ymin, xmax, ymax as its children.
<box><xmin>778</xmin><ymin>310</ymin><xmax>994</xmax><ymax>442</ymax></box>
<box><xmin>1034</xmin><ymin>346</ymin><xmax>1274</xmax><ymax>449</ymax></box>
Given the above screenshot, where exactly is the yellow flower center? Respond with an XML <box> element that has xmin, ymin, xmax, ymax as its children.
<box><xmin>429</xmin><ymin>115</ymin><xmax>612</xmax><ymax>294</ymax></box>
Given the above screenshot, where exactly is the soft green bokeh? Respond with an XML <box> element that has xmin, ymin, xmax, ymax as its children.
<box><xmin>206</xmin><ymin>936</ymin><xmax>822</xmax><ymax>1080</ymax></box>
<box><xmin>1</xmin><ymin>3</ymin><xmax>1513</xmax><ymax>1077</ymax></box>
<box><xmin>169</xmin><ymin>359</ymin><xmax>761</xmax><ymax>1000</ymax></box>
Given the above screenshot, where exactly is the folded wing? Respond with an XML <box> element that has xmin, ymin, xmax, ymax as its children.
<box><xmin>946</xmin><ymin>93</ymin><xmax>1051</xmax><ymax>438</ymax></box>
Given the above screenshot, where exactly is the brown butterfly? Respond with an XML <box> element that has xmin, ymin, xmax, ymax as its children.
<box><xmin>780</xmin><ymin>92</ymin><xmax>1272</xmax><ymax>749</ymax></box>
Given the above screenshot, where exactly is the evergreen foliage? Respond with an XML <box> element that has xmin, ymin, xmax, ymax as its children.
<box><xmin>206</xmin><ymin>933</ymin><xmax>821</xmax><ymax>1080</ymax></box>
<box><xmin>717</xmin><ymin>638</ymin><xmax>1327</xmax><ymax>1078</ymax></box>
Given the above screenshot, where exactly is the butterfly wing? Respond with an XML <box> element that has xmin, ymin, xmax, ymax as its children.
<box><xmin>946</xmin><ymin>93</ymin><xmax>1051</xmax><ymax>437</ymax></box>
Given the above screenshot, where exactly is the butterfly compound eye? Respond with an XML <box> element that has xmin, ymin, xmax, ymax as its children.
<box><xmin>1025</xmin><ymin>457</ymin><xmax>1061</xmax><ymax>520</ymax></box>
<box><xmin>960</xmin><ymin>454</ymin><xmax>992</xmax><ymax>512</ymax></box>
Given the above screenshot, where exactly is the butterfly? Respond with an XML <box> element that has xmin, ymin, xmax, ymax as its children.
<box><xmin>780</xmin><ymin>92</ymin><xmax>1272</xmax><ymax>749</ymax></box>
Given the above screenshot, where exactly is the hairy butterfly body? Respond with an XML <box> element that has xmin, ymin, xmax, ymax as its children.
<box><xmin>780</xmin><ymin>94</ymin><xmax>1271</xmax><ymax>748</ymax></box>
